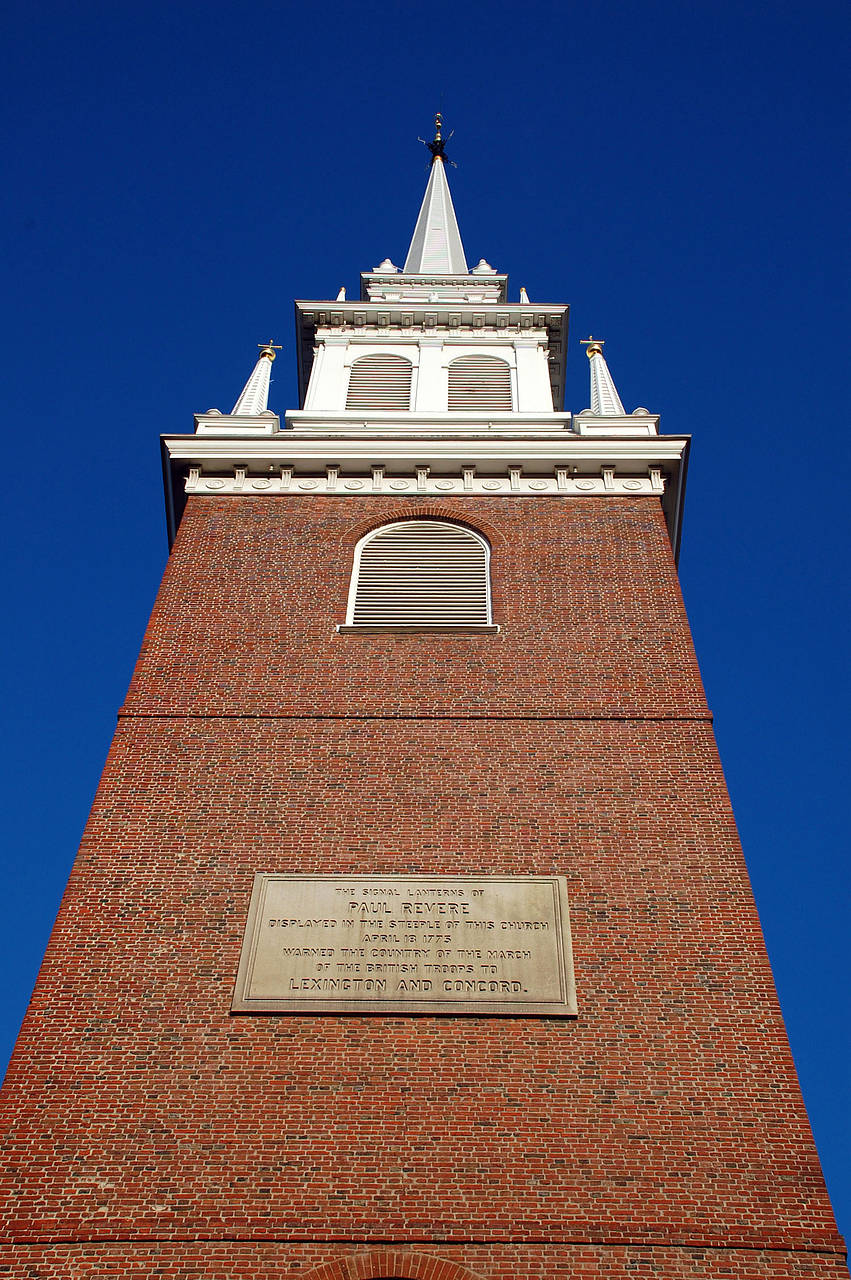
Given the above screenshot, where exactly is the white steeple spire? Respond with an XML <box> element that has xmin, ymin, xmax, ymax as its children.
<box><xmin>580</xmin><ymin>337</ymin><xmax>626</xmax><ymax>415</ymax></box>
<box><xmin>232</xmin><ymin>342</ymin><xmax>280</xmax><ymax>415</ymax></box>
<box><xmin>403</xmin><ymin>114</ymin><xmax>468</xmax><ymax>274</ymax></box>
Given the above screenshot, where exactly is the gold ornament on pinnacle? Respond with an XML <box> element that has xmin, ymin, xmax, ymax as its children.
<box><xmin>258</xmin><ymin>340</ymin><xmax>282</xmax><ymax>362</ymax></box>
<box><xmin>580</xmin><ymin>335</ymin><xmax>605</xmax><ymax>358</ymax></box>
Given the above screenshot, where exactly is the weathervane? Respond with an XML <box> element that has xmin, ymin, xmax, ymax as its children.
<box><xmin>418</xmin><ymin>111</ymin><xmax>457</xmax><ymax>167</ymax></box>
<box><xmin>580</xmin><ymin>335</ymin><xmax>605</xmax><ymax>357</ymax></box>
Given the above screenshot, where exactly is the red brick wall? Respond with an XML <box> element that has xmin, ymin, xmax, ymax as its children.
<box><xmin>0</xmin><ymin>1244</ymin><xmax>846</xmax><ymax>1279</ymax></box>
<box><xmin>0</xmin><ymin>496</ymin><xmax>843</xmax><ymax>1277</ymax></box>
<box><xmin>123</xmin><ymin>496</ymin><xmax>707</xmax><ymax>719</ymax></box>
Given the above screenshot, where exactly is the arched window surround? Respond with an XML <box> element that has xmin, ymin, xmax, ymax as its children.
<box><xmin>298</xmin><ymin>1256</ymin><xmax>486</xmax><ymax>1280</ymax></box>
<box><xmin>339</xmin><ymin>518</ymin><xmax>499</xmax><ymax>633</ymax></box>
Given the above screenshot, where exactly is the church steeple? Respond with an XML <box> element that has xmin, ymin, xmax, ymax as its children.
<box><xmin>580</xmin><ymin>336</ymin><xmax>626</xmax><ymax>415</ymax></box>
<box><xmin>231</xmin><ymin>342</ymin><xmax>280</xmax><ymax>415</ymax></box>
<box><xmin>10</xmin><ymin>114</ymin><xmax>841</xmax><ymax>1280</ymax></box>
<box><xmin>403</xmin><ymin>114</ymin><xmax>468</xmax><ymax>275</ymax></box>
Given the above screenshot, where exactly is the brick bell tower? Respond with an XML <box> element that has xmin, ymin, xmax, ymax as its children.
<box><xmin>0</xmin><ymin>117</ymin><xmax>844</xmax><ymax>1279</ymax></box>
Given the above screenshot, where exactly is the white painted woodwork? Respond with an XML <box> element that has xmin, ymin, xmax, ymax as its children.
<box><xmin>404</xmin><ymin>158</ymin><xmax>468</xmax><ymax>275</ymax></box>
<box><xmin>448</xmin><ymin>355</ymin><xmax>513</xmax><ymax>411</ymax></box>
<box><xmin>232</xmin><ymin>351</ymin><xmax>272</xmax><ymax>415</ymax></box>
<box><xmin>304</xmin><ymin>337</ymin><xmax>348</xmax><ymax>411</ymax></box>
<box><xmin>588</xmin><ymin>347</ymin><xmax>626</xmax><ymax>415</ymax></box>
<box><xmin>413</xmin><ymin>339</ymin><xmax>447</xmax><ymax>412</ymax></box>
<box><xmin>514</xmin><ymin>339</ymin><xmax>553</xmax><ymax>412</ymax></box>
<box><xmin>345</xmin><ymin>354</ymin><xmax>413</xmax><ymax>411</ymax></box>
<box><xmin>302</xmin><ymin>332</ymin><xmax>558</xmax><ymax>417</ymax></box>
<box><xmin>178</xmin><ymin>128</ymin><xmax>680</xmax><ymax>553</ymax></box>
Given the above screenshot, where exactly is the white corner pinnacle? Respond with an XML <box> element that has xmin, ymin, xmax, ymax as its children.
<box><xmin>580</xmin><ymin>337</ymin><xmax>626</xmax><ymax>415</ymax></box>
<box><xmin>232</xmin><ymin>342</ymin><xmax>281</xmax><ymax>415</ymax></box>
<box><xmin>403</xmin><ymin>155</ymin><xmax>468</xmax><ymax>275</ymax></box>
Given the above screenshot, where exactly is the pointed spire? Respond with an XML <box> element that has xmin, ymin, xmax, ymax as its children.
<box><xmin>232</xmin><ymin>342</ymin><xmax>280</xmax><ymax>415</ymax></box>
<box><xmin>404</xmin><ymin>114</ymin><xmax>468</xmax><ymax>274</ymax></box>
<box><xmin>580</xmin><ymin>337</ymin><xmax>626</xmax><ymax>415</ymax></box>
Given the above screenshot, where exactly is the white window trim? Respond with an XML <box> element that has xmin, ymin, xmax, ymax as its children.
<box><xmin>344</xmin><ymin>353</ymin><xmax>415</xmax><ymax>412</ymax></box>
<box><xmin>446</xmin><ymin>353</ymin><xmax>514</xmax><ymax>412</ymax></box>
<box><xmin>440</xmin><ymin>343</ymin><xmax>517</xmax><ymax>365</ymax></box>
<box><xmin>342</xmin><ymin>519</ymin><xmax>496</xmax><ymax>630</ymax></box>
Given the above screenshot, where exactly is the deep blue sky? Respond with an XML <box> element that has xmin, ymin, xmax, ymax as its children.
<box><xmin>3</xmin><ymin>0</ymin><xmax>849</xmax><ymax>1247</ymax></box>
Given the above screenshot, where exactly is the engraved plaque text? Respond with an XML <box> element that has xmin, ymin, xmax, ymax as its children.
<box><xmin>231</xmin><ymin>874</ymin><xmax>577</xmax><ymax>1016</ymax></box>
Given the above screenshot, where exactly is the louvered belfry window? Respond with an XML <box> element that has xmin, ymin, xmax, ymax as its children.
<box><xmin>345</xmin><ymin>354</ymin><xmax>413</xmax><ymax>411</ymax></box>
<box><xmin>348</xmin><ymin>520</ymin><xmax>491</xmax><ymax>626</ymax></box>
<box><xmin>448</xmin><ymin>355</ymin><xmax>513</xmax><ymax>411</ymax></box>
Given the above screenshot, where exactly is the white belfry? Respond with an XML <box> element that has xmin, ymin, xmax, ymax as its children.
<box><xmin>176</xmin><ymin>121</ymin><xmax>683</xmax><ymax>557</ymax></box>
<box><xmin>581</xmin><ymin>337</ymin><xmax>626</xmax><ymax>415</ymax></box>
<box><xmin>232</xmin><ymin>342</ymin><xmax>280</xmax><ymax>415</ymax></box>
<box><xmin>403</xmin><ymin>119</ymin><xmax>468</xmax><ymax>274</ymax></box>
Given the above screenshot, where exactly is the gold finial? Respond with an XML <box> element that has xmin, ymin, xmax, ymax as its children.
<box><xmin>258</xmin><ymin>340</ymin><xmax>282</xmax><ymax>362</ymax></box>
<box><xmin>580</xmin><ymin>335</ymin><xmax>605</xmax><ymax>358</ymax></box>
<box><xmin>419</xmin><ymin>111</ymin><xmax>453</xmax><ymax>165</ymax></box>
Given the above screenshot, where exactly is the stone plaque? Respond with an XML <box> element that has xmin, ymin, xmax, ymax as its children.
<box><xmin>232</xmin><ymin>874</ymin><xmax>577</xmax><ymax>1016</ymax></box>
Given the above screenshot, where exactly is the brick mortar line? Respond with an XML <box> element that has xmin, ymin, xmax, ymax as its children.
<box><xmin>1</xmin><ymin>1235</ymin><xmax>844</xmax><ymax>1257</ymax></box>
<box><xmin>116</xmin><ymin>711</ymin><xmax>715</xmax><ymax>723</ymax></box>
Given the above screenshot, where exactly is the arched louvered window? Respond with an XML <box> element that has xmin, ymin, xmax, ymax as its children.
<box><xmin>448</xmin><ymin>355</ymin><xmax>513</xmax><ymax>411</ymax></box>
<box><xmin>345</xmin><ymin>354</ymin><xmax>413</xmax><ymax>411</ymax></box>
<box><xmin>346</xmin><ymin>520</ymin><xmax>492</xmax><ymax>627</ymax></box>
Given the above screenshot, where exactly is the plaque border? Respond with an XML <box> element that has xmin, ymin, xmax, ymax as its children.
<box><xmin>231</xmin><ymin>873</ymin><xmax>577</xmax><ymax>1017</ymax></box>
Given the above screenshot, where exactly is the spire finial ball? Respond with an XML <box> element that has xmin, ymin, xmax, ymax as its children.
<box><xmin>258</xmin><ymin>340</ymin><xmax>282</xmax><ymax>362</ymax></box>
<box><xmin>580</xmin><ymin>335</ymin><xmax>605</xmax><ymax>358</ymax></box>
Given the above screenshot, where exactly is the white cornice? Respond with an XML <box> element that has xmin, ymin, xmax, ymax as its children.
<box><xmin>297</xmin><ymin>300</ymin><xmax>567</xmax><ymax>323</ymax></box>
<box><xmin>361</xmin><ymin>272</ymin><xmax>508</xmax><ymax>304</ymax></box>
<box><xmin>183</xmin><ymin>467</ymin><xmax>665</xmax><ymax>500</ymax></box>
<box><xmin>161</xmin><ymin>430</ymin><xmax>690</xmax><ymax>561</ymax></box>
<box><xmin>289</xmin><ymin>411</ymin><xmax>575</xmax><ymax>433</ymax></box>
<box><xmin>318</xmin><ymin>333</ymin><xmax>550</xmax><ymax>346</ymax></box>
<box><xmin>163</xmin><ymin>432</ymin><xmax>687</xmax><ymax>472</ymax></box>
